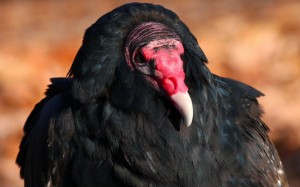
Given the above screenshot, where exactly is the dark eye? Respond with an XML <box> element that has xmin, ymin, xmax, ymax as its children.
<box><xmin>134</xmin><ymin>51</ymin><xmax>147</xmax><ymax>67</ymax></box>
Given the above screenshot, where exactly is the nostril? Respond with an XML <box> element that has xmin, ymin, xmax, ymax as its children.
<box><xmin>154</xmin><ymin>70</ymin><xmax>163</xmax><ymax>79</ymax></box>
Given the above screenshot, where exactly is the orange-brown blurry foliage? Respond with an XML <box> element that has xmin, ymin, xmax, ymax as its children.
<box><xmin>0</xmin><ymin>1</ymin><xmax>299</xmax><ymax>187</ymax></box>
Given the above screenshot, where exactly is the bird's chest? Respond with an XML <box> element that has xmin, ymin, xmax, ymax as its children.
<box><xmin>75</xmin><ymin>109</ymin><xmax>225</xmax><ymax>186</ymax></box>
<box><xmin>72</xmin><ymin>99</ymin><xmax>240</xmax><ymax>187</ymax></box>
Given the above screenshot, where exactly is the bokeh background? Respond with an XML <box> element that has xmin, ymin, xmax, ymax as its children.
<box><xmin>0</xmin><ymin>0</ymin><xmax>299</xmax><ymax>186</ymax></box>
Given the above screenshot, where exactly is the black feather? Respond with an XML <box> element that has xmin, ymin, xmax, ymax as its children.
<box><xmin>17</xmin><ymin>3</ymin><xmax>288</xmax><ymax>187</ymax></box>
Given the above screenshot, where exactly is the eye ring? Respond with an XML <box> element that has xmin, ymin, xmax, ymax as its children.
<box><xmin>134</xmin><ymin>50</ymin><xmax>148</xmax><ymax>67</ymax></box>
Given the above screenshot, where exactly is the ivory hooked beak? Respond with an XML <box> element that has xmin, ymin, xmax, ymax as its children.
<box><xmin>170</xmin><ymin>92</ymin><xmax>193</xmax><ymax>127</ymax></box>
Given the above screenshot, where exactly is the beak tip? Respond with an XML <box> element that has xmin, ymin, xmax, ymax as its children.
<box><xmin>170</xmin><ymin>92</ymin><xmax>193</xmax><ymax>128</ymax></box>
<box><xmin>186</xmin><ymin>120</ymin><xmax>192</xmax><ymax>127</ymax></box>
<box><xmin>184</xmin><ymin>112</ymin><xmax>193</xmax><ymax>127</ymax></box>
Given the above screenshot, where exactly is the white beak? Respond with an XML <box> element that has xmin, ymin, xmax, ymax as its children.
<box><xmin>170</xmin><ymin>92</ymin><xmax>193</xmax><ymax>127</ymax></box>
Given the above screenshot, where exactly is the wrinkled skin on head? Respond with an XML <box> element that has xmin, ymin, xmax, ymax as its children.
<box><xmin>125</xmin><ymin>23</ymin><xmax>193</xmax><ymax>126</ymax></box>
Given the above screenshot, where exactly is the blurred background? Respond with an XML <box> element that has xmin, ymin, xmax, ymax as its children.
<box><xmin>0</xmin><ymin>0</ymin><xmax>299</xmax><ymax>186</ymax></box>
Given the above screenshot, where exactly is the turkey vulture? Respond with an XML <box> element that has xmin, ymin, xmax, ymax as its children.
<box><xmin>16</xmin><ymin>3</ymin><xmax>288</xmax><ymax>187</ymax></box>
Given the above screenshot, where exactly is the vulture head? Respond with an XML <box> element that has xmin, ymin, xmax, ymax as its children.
<box><xmin>68</xmin><ymin>2</ymin><xmax>213</xmax><ymax>128</ymax></box>
<box><xmin>125</xmin><ymin>22</ymin><xmax>193</xmax><ymax>126</ymax></box>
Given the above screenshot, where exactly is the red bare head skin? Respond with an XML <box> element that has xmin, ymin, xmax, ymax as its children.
<box><xmin>125</xmin><ymin>22</ymin><xmax>193</xmax><ymax>127</ymax></box>
<box><xmin>141</xmin><ymin>39</ymin><xmax>187</xmax><ymax>96</ymax></box>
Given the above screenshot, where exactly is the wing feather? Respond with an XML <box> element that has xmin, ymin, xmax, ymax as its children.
<box><xmin>16</xmin><ymin>78</ymin><xmax>75</xmax><ymax>187</ymax></box>
<box><xmin>216</xmin><ymin>76</ymin><xmax>288</xmax><ymax>186</ymax></box>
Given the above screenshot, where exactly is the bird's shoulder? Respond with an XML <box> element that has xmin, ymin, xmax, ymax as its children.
<box><xmin>215</xmin><ymin>75</ymin><xmax>269</xmax><ymax>141</ymax></box>
<box><xmin>215</xmin><ymin>75</ymin><xmax>264</xmax><ymax>102</ymax></box>
<box><xmin>214</xmin><ymin>75</ymin><xmax>288</xmax><ymax>186</ymax></box>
